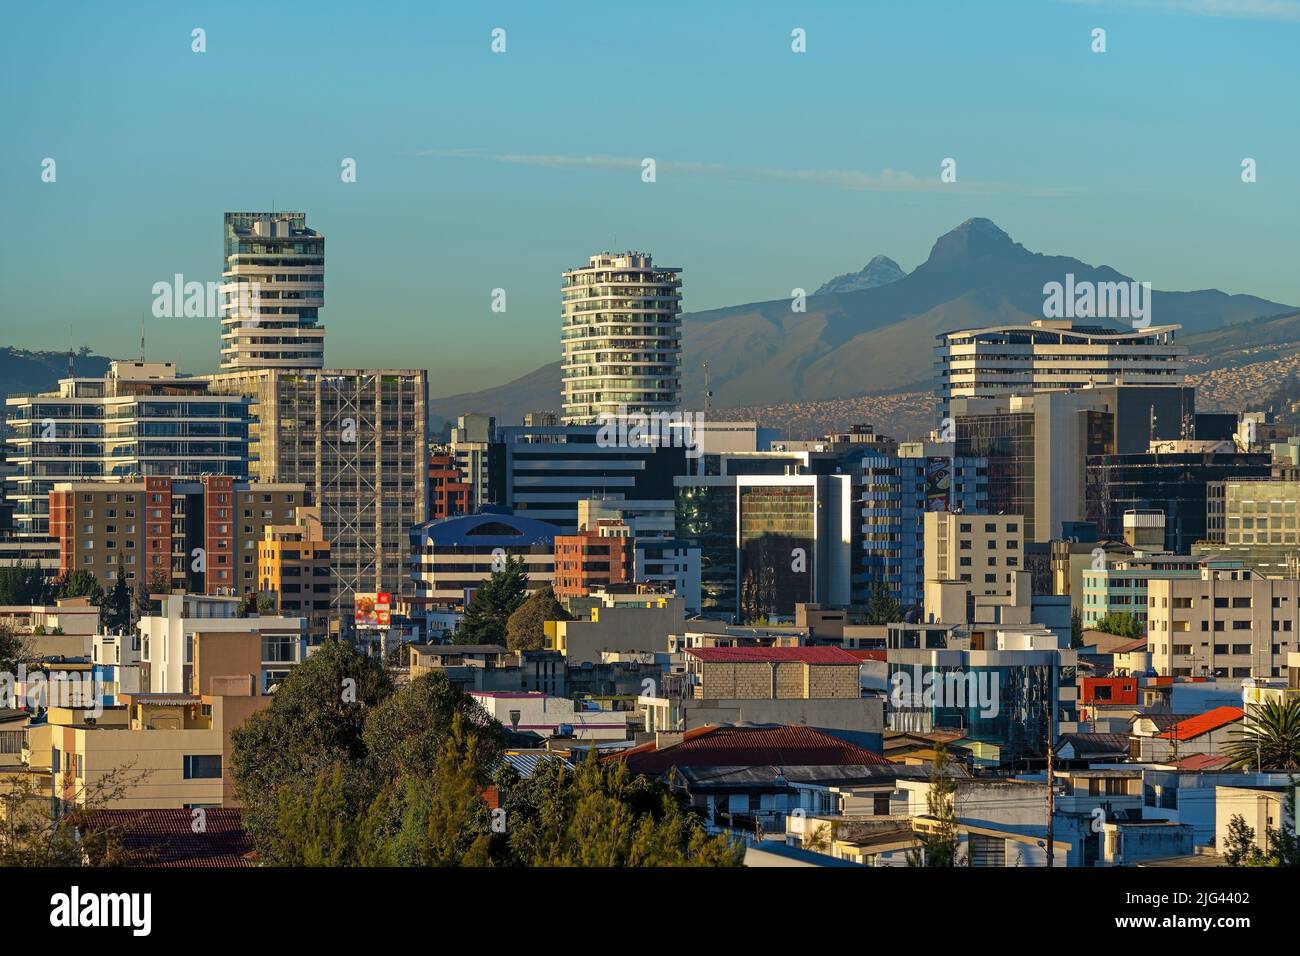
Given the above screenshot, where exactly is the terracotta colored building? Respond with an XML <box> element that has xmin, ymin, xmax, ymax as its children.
<box><xmin>428</xmin><ymin>453</ymin><xmax>472</xmax><ymax>519</ymax></box>
<box><xmin>552</xmin><ymin>520</ymin><xmax>634</xmax><ymax>599</ymax></box>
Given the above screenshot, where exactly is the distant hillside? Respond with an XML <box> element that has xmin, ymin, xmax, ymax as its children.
<box><xmin>0</xmin><ymin>348</ymin><xmax>114</xmax><ymax>409</ymax></box>
<box><xmin>431</xmin><ymin>218</ymin><xmax>1296</xmax><ymax>425</ymax></box>
<box><xmin>428</xmin><ymin>361</ymin><xmax>562</xmax><ymax>432</ymax></box>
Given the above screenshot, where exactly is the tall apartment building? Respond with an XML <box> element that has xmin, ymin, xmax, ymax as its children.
<box><xmin>552</xmin><ymin>519</ymin><xmax>634</xmax><ymax>599</ymax></box>
<box><xmin>674</xmin><ymin>473</ymin><xmax>853</xmax><ymax>623</ymax></box>
<box><xmin>561</xmin><ymin>252</ymin><xmax>682</xmax><ymax>424</ymax></box>
<box><xmin>935</xmin><ymin>319</ymin><xmax>1186</xmax><ymax>414</ymax></box>
<box><xmin>4</xmin><ymin>362</ymin><xmax>250</xmax><ymax>538</ymax></box>
<box><xmin>924</xmin><ymin>512</ymin><xmax>1024</xmax><ymax>599</ymax></box>
<box><xmin>50</xmin><ymin>476</ymin><xmax>308</xmax><ymax>597</ymax></box>
<box><xmin>220</xmin><ymin>212</ymin><xmax>325</xmax><ymax>370</ymax></box>
<box><xmin>203</xmin><ymin>368</ymin><xmax>427</xmax><ymax>611</ymax></box>
<box><xmin>1146</xmin><ymin>563</ymin><xmax>1297</xmax><ymax>679</ymax></box>
<box><xmin>854</xmin><ymin>441</ymin><xmax>988</xmax><ymax>611</ymax></box>
<box><xmin>1080</xmin><ymin>553</ymin><xmax>1201</xmax><ymax>629</ymax></box>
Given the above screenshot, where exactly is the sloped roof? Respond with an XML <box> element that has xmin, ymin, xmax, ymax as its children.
<box><xmin>1057</xmin><ymin>733</ymin><xmax>1130</xmax><ymax>757</ymax></box>
<box><xmin>1157</xmin><ymin>706</ymin><xmax>1244</xmax><ymax>741</ymax></box>
<box><xmin>1170</xmin><ymin>752</ymin><xmax>1236</xmax><ymax>771</ymax></box>
<box><xmin>609</xmin><ymin>724</ymin><xmax>891</xmax><ymax>775</ymax></box>
<box><xmin>80</xmin><ymin>809</ymin><xmax>254</xmax><ymax>867</ymax></box>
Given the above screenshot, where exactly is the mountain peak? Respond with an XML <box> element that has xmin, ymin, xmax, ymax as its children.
<box><xmin>926</xmin><ymin>218</ymin><xmax>1017</xmax><ymax>262</ymax></box>
<box><xmin>814</xmin><ymin>254</ymin><xmax>906</xmax><ymax>296</ymax></box>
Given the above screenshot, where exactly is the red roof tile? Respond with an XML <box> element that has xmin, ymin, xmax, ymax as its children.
<box><xmin>1171</xmin><ymin>752</ymin><xmax>1236</xmax><ymax>771</ymax></box>
<box><xmin>685</xmin><ymin>646</ymin><xmax>860</xmax><ymax>665</ymax></box>
<box><xmin>844</xmin><ymin>649</ymin><xmax>887</xmax><ymax>662</ymax></box>
<box><xmin>1157</xmin><ymin>706</ymin><xmax>1244</xmax><ymax>741</ymax></box>
<box><xmin>80</xmin><ymin>808</ymin><xmax>254</xmax><ymax>867</ymax></box>
<box><xmin>609</xmin><ymin>724</ymin><xmax>891</xmax><ymax>775</ymax></box>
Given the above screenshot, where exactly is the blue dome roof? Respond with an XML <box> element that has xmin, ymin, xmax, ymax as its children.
<box><xmin>410</xmin><ymin>511</ymin><xmax>559</xmax><ymax>548</ymax></box>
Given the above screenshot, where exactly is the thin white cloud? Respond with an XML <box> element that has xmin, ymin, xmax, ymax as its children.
<box><xmin>1061</xmin><ymin>0</ymin><xmax>1300</xmax><ymax>21</ymax></box>
<box><xmin>406</xmin><ymin>148</ymin><xmax>1071</xmax><ymax>197</ymax></box>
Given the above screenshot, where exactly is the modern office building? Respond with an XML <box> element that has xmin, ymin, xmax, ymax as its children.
<box><xmin>5</xmin><ymin>362</ymin><xmax>250</xmax><ymax>539</ymax></box>
<box><xmin>495</xmin><ymin>423</ymin><xmax>688</xmax><ymax>531</ymax></box>
<box><xmin>49</xmin><ymin>476</ymin><xmax>308</xmax><ymax>597</ymax></box>
<box><xmin>1195</xmin><ymin>478</ymin><xmax>1300</xmax><ymax>576</ymax></box>
<box><xmin>203</xmin><ymin>367</ymin><xmax>427</xmax><ymax>611</ymax></box>
<box><xmin>560</xmin><ymin>252</ymin><xmax>682</xmax><ymax>424</ymax></box>
<box><xmin>674</xmin><ymin>473</ymin><xmax>852</xmax><ymax>623</ymax></box>
<box><xmin>408</xmin><ymin>510</ymin><xmax>556</xmax><ymax>609</ymax></box>
<box><xmin>1086</xmin><ymin>451</ymin><xmax>1272</xmax><ymax>554</ymax></box>
<box><xmin>934</xmin><ymin>319</ymin><xmax>1186</xmax><ymax>414</ymax></box>
<box><xmin>1146</xmin><ymin>563</ymin><xmax>1298</xmax><ymax>679</ymax></box>
<box><xmin>854</xmin><ymin>441</ymin><xmax>988</xmax><ymax>611</ymax></box>
<box><xmin>924</xmin><ymin>512</ymin><xmax>1025</xmax><ymax>600</ymax></box>
<box><xmin>220</xmin><ymin>211</ymin><xmax>325</xmax><ymax>370</ymax></box>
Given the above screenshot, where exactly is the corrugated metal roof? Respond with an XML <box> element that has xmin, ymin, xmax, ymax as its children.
<box><xmin>501</xmin><ymin>752</ymin><xmax>575</xmax><ymax>778</ymax></box>
<box><xmin>1158</xmin><ymin>706</ymin><xmax>1244</xmax><ymax>741</ymax></box>
<box><xmin>610</xmin><ymin>724</ymin><xmax>891</xmax><ymax>775</ymax></box>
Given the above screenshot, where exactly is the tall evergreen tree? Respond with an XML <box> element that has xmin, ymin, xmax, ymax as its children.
<box><xmin>99</xmin><ymin>559</ymin><xmax>133</xmax><ymax>633</ymax></box>
<box><xmin>456</xmin><ymin>556</ymin><xmax>528</xmax><ymax>645</ymax></box>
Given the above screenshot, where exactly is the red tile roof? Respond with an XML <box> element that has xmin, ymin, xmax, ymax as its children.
<box><xmin>1110</xmin><ymin>637</ymin><xmax>1148</xmax><ymax>654</ymax></box>
<box><xmin>1170</xmin><ymin>752</ymin><xmax>1236</xmax><ymax>771</ymax></box>
<box><xmin>1157</xmin><ymin>706</ymin><xmax>1244</xmax><ymax>741</ymax></box>
<box><xmin>844</xmin><ymin>649</ymin><xmax>887</xmax><ymax>662</ymax></box>
<box><xmin>609</xmin><ymin>724</ymin><xmax>891</xmax><ymax>775</ymax></box>
<box><xmin>685</xmin><ymin>646</ymin><xmax>860</xmax><ymax>665</ymax></box>
<box><xmin>80</xmin><ymin>809</ymin><xmax>254</xmax><ymax>867</ymax></box>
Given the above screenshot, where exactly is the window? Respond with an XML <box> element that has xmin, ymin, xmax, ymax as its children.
<box><xmin>182</xmin><ymin>755</ymin><xmax>222</xmax><ymax>779</ymax></box>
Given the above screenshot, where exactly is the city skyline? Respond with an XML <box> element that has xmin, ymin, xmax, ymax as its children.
<box><xmin>3</xmin><ymin>0</ymin><xmax>1298</xmax><ymax>395</ymax></box>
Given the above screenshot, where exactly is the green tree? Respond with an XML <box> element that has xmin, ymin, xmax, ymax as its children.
<box><xmin>230</xmin><ymin>639</ymin><xmax>393</xmax><ymax>854</ymax></box>
<box><xmin>505</xmin><ymin>584</ymin><xmax>570</xmax><ymax>651</ymax></box>
<box><xmin>0</xmin><ymin>621</ymin><xmax>30</xmax><ymax>673</ymax></box>
<box><xmin>907</xmin><ymin>744</ymin><xmax>965</xmax><ymax>867</ymax></box>
<box><xmin>864</xmin><ymin>582</ymin><xmax>902</xmax><ymax>626</ymax></box>
<box><xmin>1093</xmin><ymin>611</ymin><xmax>1142</xmax><ymax>639</ymax></box>
<box><xmin>257</xmin><ymin>592</ymin><xmax>277</xmax><ymax>615</ymax></box>
<box><xmin>1226</xmin><ymin>698</ymin><xmax>1300</xmax><ymax>771</ymax></box>
<box><xmin>1223</xmin><ymin>813</ymin><xmax>1263</xmax><ymax>866</ymax></box>
<box><xmin>456</xmin><ymin>557</ymin><xmax>528</xmax><ymax>645</ymax></box>
<box><xmin>1070</xmin><ymin>607</ymin><xmax>1084</xmax><ymax>648</ymax></box>
<box><xmin>500</xmin><ymin>750</ymin><xmax>743</xmax><ymax>867</ymax></box>
<box><xmin>58</xmin><ymin>569</ymin><xmax>104</xmax><ymax>603</ymax></box>
<box><xmin>0</xmin><ymin>563</ymin><xmax>55</xmax><ymax>605</ymax></box>
<box><xmin>98</xmin><ymin>560</ymin><xmax>133</xmax><ymax>633</ymax></box>
<box><xmin>362</xmin><ymin>672</ymin><xmax>502</xmax><ymax>781</ymax></box>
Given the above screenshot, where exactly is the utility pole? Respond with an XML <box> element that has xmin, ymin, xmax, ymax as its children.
<box><xmin>1045</xmin><ymin>717</ymin><xmax>1055</xmax><ymax>868</ymax></box>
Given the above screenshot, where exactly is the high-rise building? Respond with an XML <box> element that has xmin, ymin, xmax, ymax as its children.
<box><xmin>428</xmin><ymin>452</ymin><xmax>471</xmax><ymax>519</ymax></box>
<box><xmin>1087</xmin><ymin>449</ymin><xmax>1271</xmax><ymax>553</ymax></box>
<box><xmin>1195</xmin><ymin>478</ymin><xmax>1300</xmax><ymax>575</ymax></box>
<box><xmin>854</xmin><ymin>441</ymin><xmax>988</xmax><ymax>611</ymax></box>
<box><xmin>561</xmin><ymin>252</ymin><xmax>682</xmax><ymax>424</ymax></box>
<box><xmin>674</xmin><ymin>473</ymin><xmax>852</xmax><ymax>623</ymax></box>
<box><xmin>204</xmin><ymin>368</ymin><xmax>427</xmax><ymax>611</ymax></box>
<box><xmin>4</xmin><ymin>362</ymin><xmax>250</xmax><ymax>539</ymax></box>
<box><xmin>496</xmin><ymin>424</ymin><xmax>687</xmax><ymax>531</ymax></box>
<box><xmin>220</xmin><ymin>212</ymin><xmax>325</xmax><ymax>370</ymax></box>
<box><xmin>259</xmin><ymin>506</ymin><xmax>334</xmax><ymax>643</ymax></box>
<box><xmin>935</xmin><ymin>319</ymin><xmax>1186</xmax><ymax>415</ymax></box>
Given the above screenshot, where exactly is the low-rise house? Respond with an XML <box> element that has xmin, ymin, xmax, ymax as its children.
<box><xmin>469</xmin><ymin>690</ymin><xmax>630</xmax><ymax>741</ymax></box>
<box><xmin>1130</xmin><ymin>706</ymin><xmax>1244</xmax><ymax>763</ymax></box>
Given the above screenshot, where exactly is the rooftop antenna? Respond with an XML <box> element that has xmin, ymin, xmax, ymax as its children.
<box><xmin>140</xmin><ymin>312</ymin><xmax>146</xmax><ymax>363</ymax></box>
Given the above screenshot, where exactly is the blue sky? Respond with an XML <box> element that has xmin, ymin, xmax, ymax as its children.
<box><xmin>2</xmin><ymin>0</ymin><xmax>1297</xmax><ymax>394</ymax></box>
